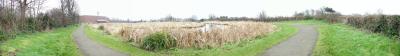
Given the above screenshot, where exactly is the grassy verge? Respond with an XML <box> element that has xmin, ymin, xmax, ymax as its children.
<box><xmin>84</xmin><ymin>25</ymin><xmax>156</xmax><ymax>56</ymax></box>
<box><xmin>0</xmin><ymin>25</ymin><xmax>81</xmax><ymax>56</ymax></box>
<box><xmin>284</xmin><ymin>20</ymin><xmax>400</xmax><ymax>56</ymax></box>
<box><xmin>84</xmin><ymin>23</ymin><xmax>298</xmax><ymax>56</ymax></box>
<box><xmin>313</xmin><ymin>23</ymin><xmax>400</xmax><ymax>56</ymax></box>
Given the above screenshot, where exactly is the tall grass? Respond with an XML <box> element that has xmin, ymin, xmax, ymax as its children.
<box><xmin>93</xmin><ymin>21</ymin><xmax>275</xmax><ymax>48</ymax></box>
<box><xmin>84</xmin><ymin>23</ymin><xmax>297</xmax><ymax>56</ymax></box>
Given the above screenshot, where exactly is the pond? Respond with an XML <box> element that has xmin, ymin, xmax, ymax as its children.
<box><xmin>200</xmin><ymin>23</ymin><xmax>226</xmax><ymax>32</ymax></box>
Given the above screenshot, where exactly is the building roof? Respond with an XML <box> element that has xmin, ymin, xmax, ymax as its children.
<box><xmin>79</xmin><ymin>15</ymin><xmax>110</xmax><ymax>23</ymax></box>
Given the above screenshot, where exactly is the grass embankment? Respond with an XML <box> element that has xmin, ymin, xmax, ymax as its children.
<box><xmin>0</xmin><ymin>25</ymin><xmax>81</xmax><ymax>56</ymax></box>
<box><xmin>283</xmin><ymin>20</ymin><xmax>400</xmax><ymax>56</ymax></box>
<box><xmin>314</xmin><ymin>22</ymin><xmax>400</xmax><ymax>56</ymax></box>
<box><xmin>84</xmin><ymin>23</ymin><xmax>298</xmax><ymax>56</ymax></box>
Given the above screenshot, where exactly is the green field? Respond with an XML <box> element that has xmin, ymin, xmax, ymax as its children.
<box><xmin>83</xmin><ymin>23</ymin><xmax>298</xmax><ymax>56</ymax></box>
<box><xmin>0</xmin><ymin>25</ymin><xmax>81</xmax><ymax>56</ymax></box>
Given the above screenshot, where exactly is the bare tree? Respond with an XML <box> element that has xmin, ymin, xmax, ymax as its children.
<box><xmin>47</xmin><ymin>8</ymin><xmax>64</xmax><ymax>27</ymax></box>
<box><xmin>29</xmin><ymin>0</ymin><xmax>46</xmax><ymax>16</ymax></box>
<box><xmin>0</xmin><ymin>0</ymin><xmax>4</xmax><ymax>10</ymax></box>
<box><xmin>208</xmin><ymin>14</ymin><xmax>216</xmax><ymax>20</ymax></box>
<box><xmin>60</xmin><ymin>0</ymin><xmax>79</xmax><ymax>25</ymax></box>
<box><xmin>163</xmin><ymin>14</ymin><xmax>175</xmax><ymax>21</ymax></box>
<box><xmin>189</xmin><ymin>15</ymin><xmax>197</xmax><ymax>21</ymax></box>
<box><xmin>258</xmin><ymin>11</ymin><xmax>267</xmax><ymax>20</ymax></box>
<box><xmin>4</xmin><ymin>0</ymin><xmax>46</xmax><ymax>32</ymax></box>
<box><xmin>14</xmin><ymin>0</ymin><xmax>45</xmax><ymax>20</ymax></box>
<box><xmin>0</xmin><ymin>0</ymin><xmax>19</xmax><ymax>40</ymax></box>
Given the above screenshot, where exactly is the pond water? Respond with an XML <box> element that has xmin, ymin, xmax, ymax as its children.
<box><xmin>200</xmin><ymin>23</ymin><xmax>226</xmax><ymax>32</ymax></box>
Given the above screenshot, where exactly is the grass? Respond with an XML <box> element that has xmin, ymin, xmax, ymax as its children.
<box><xmin>84</xmin><ymin>25</ymin><xmax>157</xmax><ymax>56</ymax></box>
<box><xmin>283</xmin><ymin>20</ymin><xmax>400</xmax><ymax>56</ymax></box>
<box><xmin>313</xmin><ymin>23</ymin><xmax>400</xmax><ymax>56</ymax></box>
<box><xmin>0</xmin><ymin>25</ymin><xmax>81</xmax><ymax>56</ymax></box>
<box><xmin>84</xmin><ymin>23</ymin><xmax>298</xmax><ymax>56</ymax></box>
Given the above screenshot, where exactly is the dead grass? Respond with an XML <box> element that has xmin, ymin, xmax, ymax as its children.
<box><xmin>90</xmin><ymin>21</ymin><xmax>275</xmax><ymax>48</ymax></box>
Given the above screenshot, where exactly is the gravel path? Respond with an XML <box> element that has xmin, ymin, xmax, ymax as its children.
<box><xmin>73</xmin><ymin>25</ymin><xmax>129</xmax><ymax>56</ymax></box>
<box><xmin>262</xmin><ymin>24</ymin><xmax>318</xmax><ymax>56</ymax></box>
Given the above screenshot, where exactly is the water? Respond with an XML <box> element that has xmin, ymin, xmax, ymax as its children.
<box><xmin>200</xmin><ymin>23</ymin><xmax>226</xmax><ymax>32</ymax></box>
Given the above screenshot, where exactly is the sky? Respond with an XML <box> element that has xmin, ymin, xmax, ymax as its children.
<box><xmin>43</xmin><ymin>0</ymin><xmax>400</xmax><ymax>21</ymax></box>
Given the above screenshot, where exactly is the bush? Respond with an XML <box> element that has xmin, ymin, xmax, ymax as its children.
<box><xmin>141</xmin><ymin>32</ymin><xmax>176</xmax><ymax>51</ymax></box>
<box><xmin>345</xmin><ymin>15</ymin><xmax>400</xmax><ymax>38</ymax></box>
<box><xmin>0</xmin><ymin>29</ymin><xmax>4</xmax><ymax>41</ymax></box>
<box><xmin>98</xmin><ymin>25</ymin><xmax>105</xmax><ymax>30</ymax></box>
<box><xmin>24</xmin><ymin>17</ymin><xmax>39</xmax><ymax>33</ymax></box>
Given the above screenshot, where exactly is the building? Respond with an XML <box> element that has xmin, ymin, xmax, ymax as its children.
<box><xmin>79</xmin><ymin>15</ymin><xmax>110</xmax><ymax>23</ymax></box>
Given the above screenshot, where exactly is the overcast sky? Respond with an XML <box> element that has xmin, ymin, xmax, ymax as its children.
<box><xmin>44</xmin><ymin>0</ymin><xmax>400</xmax><ymax>21</ymax></box>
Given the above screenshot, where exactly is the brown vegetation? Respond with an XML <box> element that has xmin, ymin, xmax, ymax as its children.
<box><xmin>90</xmin><ymin>22</ymin><xmax>275</xmax><ymax>48</ymax></box>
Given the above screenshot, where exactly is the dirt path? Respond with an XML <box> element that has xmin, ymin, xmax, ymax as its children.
<box><xmin>262</xmin><ymin>24</ymin><xmax>318</xmax><ymax>56</ymax></box>
<box><xmin>73</xmin><ymin>25</ymin><xmax>129</xmax><ymax>56</ymax></box>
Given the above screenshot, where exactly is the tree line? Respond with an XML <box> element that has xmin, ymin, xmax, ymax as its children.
<box><xmin>0</xmin><ymin>0</ymin><xmax>79</xmax><ymax>42</ymax></box>
<box><xmin>296</xmin><ymin>7</ymin><xmax>400</xmax><ymax>39</ymax></box>
<box><xmin>153</xmin><ymin>11</ymin><xmax>296</xmax><ymax>22</ymax></box>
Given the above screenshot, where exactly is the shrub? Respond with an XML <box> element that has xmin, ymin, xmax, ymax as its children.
<box><xmin>37</xmin><ymin>14</ymin><xmax>53</xmax><ymax>31</ymax></box>
<box><xmin>141</xmin><ymin>32</ymin><xmax>176</xmax><ymax>51</ymax></box>
<box><xmin>21</xmin><ymin>17</ymin><xmax>38</xmax><ymax>33</ymax></box>
<box><xmin>344</xmin><ymin>15</ymin><xmax>400</xmax><ymax>37</ymax></box>
<box><xmin>0</xmin><ymin>29</ymin><xmax>4</xmax><ymax>41</ymax></box>
<box><xmin>98</xmin><ymin>25</ymin><xmax>105</xmax><ymax>30</ymax></box>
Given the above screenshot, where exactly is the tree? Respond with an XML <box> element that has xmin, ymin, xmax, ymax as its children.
<box><xmin>208</xmin><ymin>14</ymin><xmax>216</xmax><ymax>20</ymax></box>
<box><xmin>30</xmin><ymin>0</ymin><xmax>46</xmax><ymax>16</ymax></box>
<box><xmin>60</xmin><ymin>0</ymin><xmax>79</xmax><ymax>26</ymax></box>
<box><xmin>163</xmin><ymin>14</ymin><xmax>175</xmax><ymax>21</ymax></box>
<box><xmin>14</xmin><ymin>0</ymin><xmax>46</xmax><ymax>21</ymax></box>
<box><xmin>0</xmin><ymin>0</ymin><xmax>4</xmax><ymax>10</ymax></box>
<box><xmin>186</xmin><ymin>15</ymin><xmax>197</xmax><ymax>22</ymax></box>
<box><xmin>46</xmin><ymin>8</ymin><xmax>64</xmax><ymax>27</ymax></box>
<box><xmin>0</xmin><ymin>0</ymin><xmax>18</xmax><ymax>39</ymax></box>
<box><xmin>319</xmin><ymin>7</ymin><xmax>341</xmax><ymax>23</ymax></box>
<box><xmin>258</xmin><ymin>11</ymin><xmax>267</xmax><ymax>20</ymax></box>
<box><xmin>322</xmin><ymin>7</ymin><xmax>336</xmax><ymax>13</ymax></box>
<box><xmin>5</xmin><ymin>0</ymin><xmax>47</xmax><ymax>32</ymax></box>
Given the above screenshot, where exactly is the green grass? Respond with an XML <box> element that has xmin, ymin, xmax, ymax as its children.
<box><xmin>84</xmin><ymin>25</ymin><xmax>157</xmax><ymax>56</ymax></box>
<box><xmin>284</xmin><ymin>20</ymin><xmax>400</xmax><ymax>56</ymax></box>
<box><xmin>272</xmin><ymin>20</ymin><xmax>400</xmax><ymax>56</ymax></box>
<box><xmin>0</xmin><ymin>25</ymin><xmax>81</xmax><ymax>56</ymax></box>
<box><xmin>313</xmin><ymin>23</ymin><xmax>400</xmax><ymax>56</ymax></box>
<box><xmin>83</xmin><ymin>23</ymin><xmax>298</xmax><ymax>56</ymax></box>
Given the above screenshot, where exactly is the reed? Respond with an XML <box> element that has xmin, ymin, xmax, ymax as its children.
<box><xmin>91</xmin><ymin>21</ymin><xmax>275</xmax><ymax>48</ymax></box>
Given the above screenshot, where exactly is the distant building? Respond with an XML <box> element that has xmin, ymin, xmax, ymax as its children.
<box><xmin>96</xmin><ymin>19</ymin><xmax>109</xmax><ymax>23</ymax></box>
<box><xmin>79</xmin><ymin>15</ymin><xmax>110</xmax><ymax>23</ymax></box>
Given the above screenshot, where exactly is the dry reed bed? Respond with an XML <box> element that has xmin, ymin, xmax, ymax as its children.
<box><xmin>90</xmin><ymin>21</ymin><xmax>276</xmax><ymax>48</ymax></box>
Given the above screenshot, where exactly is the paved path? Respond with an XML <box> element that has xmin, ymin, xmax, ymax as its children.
<box><xmin>262</xmin><ymin>24</ymin><xmax>318</xmax><ymax>56</ymax></box>
<box><xmin>73</xmin><ymin>25</ymin><xmax>129</xmax><ymax>56</ymax></box>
